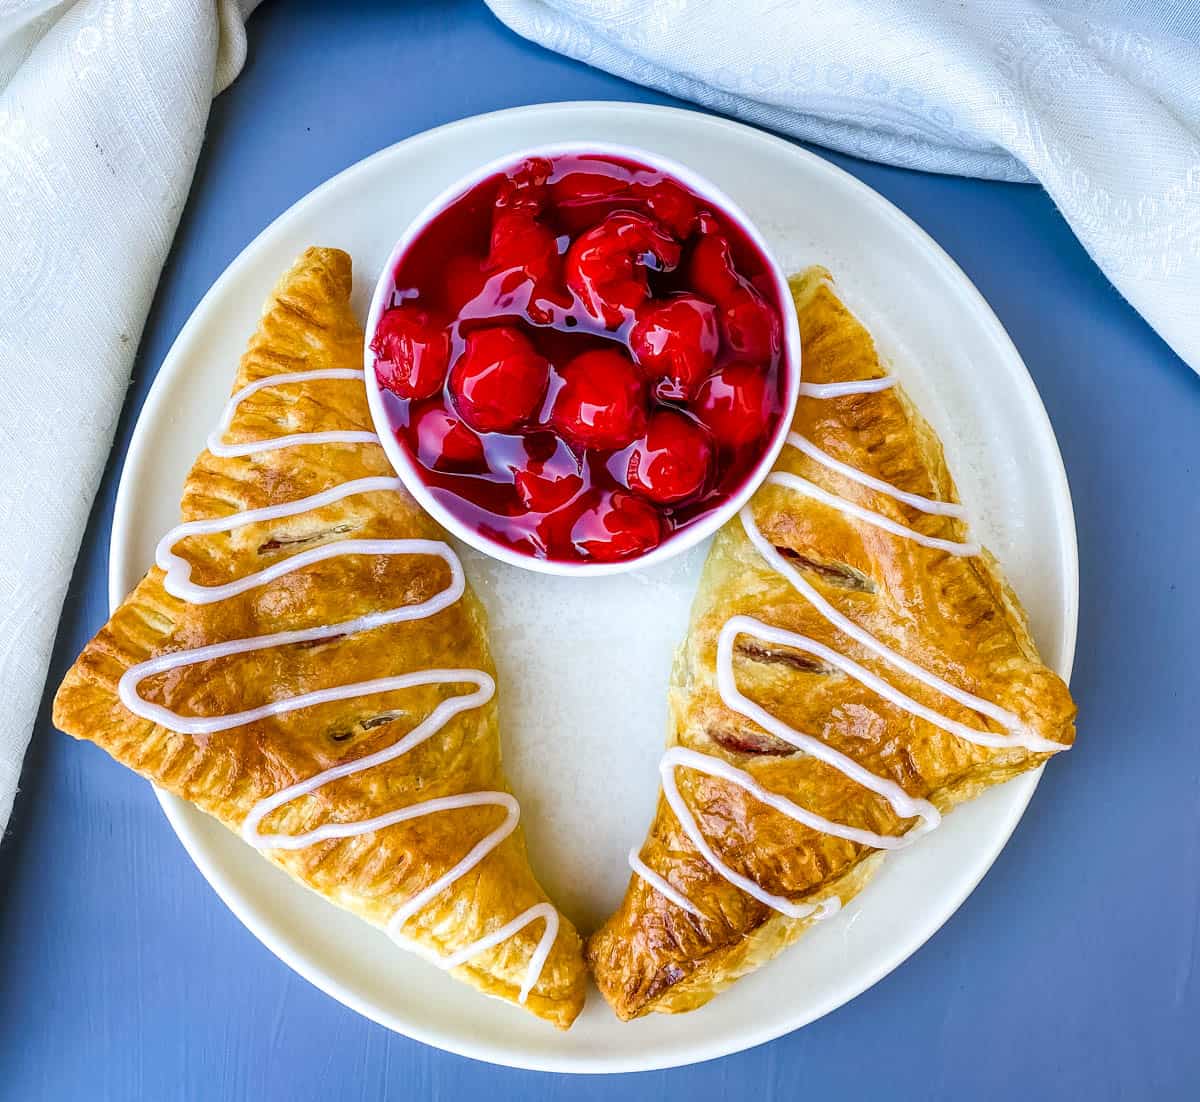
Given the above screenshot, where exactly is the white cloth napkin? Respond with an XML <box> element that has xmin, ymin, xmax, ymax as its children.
<box><xmin>487</xmin><ymin>0</ymin><xmax>1200</xmax><ymax>372</ymax></box>
<box><xmin>0</xmin><ymin>0</ymin><xmax>259</xmax><ymax>835</ymax></box>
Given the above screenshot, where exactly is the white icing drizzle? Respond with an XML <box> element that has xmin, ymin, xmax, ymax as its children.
<box><xmin>631</xmin><ymin>373</ymin><xmax>1067</xmax><ymax>921</ymax></box>
<box><xmin>786</xmin><ymin>432</ymin><xmax>966</xmax><ymax>518</ymax></box>
<box><xmin>798</xmin><ymin>375</ymin><xmax>896</xmax><ymax>399</ymax></box>
<box><xmin>716</xmin><ymin>618</ymin><xmax>942</xmax><ymax>825</ymax></box>
<box><xmin>157</xmin><ymin>475</ymin><xmax>421</xmax><ymax>605</ymax></box>
<box><xmin>239</xmin><ymin>671</ymin><xmax>497</xmax><ymax>845</ymax></box>
<box><xmin>738</xmin><ymin>506</ymin><xmax>1064</xmax><ymax>753</ymax></box>
<box><xmin>627</xmin><ymin>847</ymin><xmax>703</xmax><ymax>917</ymax></box>
<box><xmin>766</xmin><ymin>471</ymin><xmax>980</xmax><ymax>556</ymax></box>
<box><xmin>725</xmin><ymin>612</ymin><xmax>1058</xmax><ymax>752</ymax></box>
<box><xmin>413</xmin><ymin>903</ymin><xmax>560</xmax><ymax>1001</ymax></box>
<box><xmin>207</xmin><ymin>369</ymin><xmax>380</xmax><ymax>457</ymax></box>
<box><xmin>119</xmin><ymin>372</ymin><xmax>557</xmax><ymax>1003</ymax></box>
<box><xmin>660</xmin><ymin>746</ymin><xmax>872</xmax><ymax>919</ymax></box>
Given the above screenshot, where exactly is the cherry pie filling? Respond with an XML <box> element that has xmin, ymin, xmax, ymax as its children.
<box><xmin>372</xmin><ymin>152</ymin><xmax>786</xmax><ymax>564</ymax></box>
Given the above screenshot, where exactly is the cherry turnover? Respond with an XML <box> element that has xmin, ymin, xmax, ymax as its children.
<box><xmin>372</xmin><ymin>152</ymin><xmax>786</xmax><ymax>565</ymax></box>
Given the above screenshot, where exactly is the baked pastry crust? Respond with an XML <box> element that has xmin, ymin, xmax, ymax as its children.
<box><xmin>588</xmin><ymin>267</ymin><xmax>1076</xmax><ymax>1020</ymax></box>
<box><xmin>53</xmin><ymin>247</ymin><xmax>586</xmax><ymax>1028</ymax></box>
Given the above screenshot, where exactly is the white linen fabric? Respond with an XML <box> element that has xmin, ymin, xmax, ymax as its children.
<box><xmin>487</xmin><ymin>0</ymin><xmax>1200</xmax><ymax>372</ymax></box>
<box><xmin>0</xmin><ymin>0</ymin><xmax>259</xmax><ymax>836</ymax></box>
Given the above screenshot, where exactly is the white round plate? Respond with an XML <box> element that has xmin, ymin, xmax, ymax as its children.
<box><xmin>111</xmin><ymin>103</ymin><xmax>1077</xmax><ymax>1074</ymax></box>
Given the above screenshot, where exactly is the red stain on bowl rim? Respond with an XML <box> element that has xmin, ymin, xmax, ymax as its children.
<box><xmin>370</xmin><ymin>151</ymin><xmax>788</xmax><ymax>566</ymax></box>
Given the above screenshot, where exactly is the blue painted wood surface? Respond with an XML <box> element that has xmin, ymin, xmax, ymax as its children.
<box><xmin>2</xmin><ymin>2</ymin><xmax>1197</xmax><ymax>1098</ymax></box>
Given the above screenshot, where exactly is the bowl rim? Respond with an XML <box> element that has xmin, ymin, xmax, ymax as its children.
<box><xmin>362</xmin><ymin>139</ymin><xmax>802</xmax><ymax>577</ymax></box>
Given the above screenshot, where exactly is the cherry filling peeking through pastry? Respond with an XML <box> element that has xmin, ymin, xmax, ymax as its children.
<box><xmin>372</xmin><ymin>152</ymin><xmax>787</xmax><ymax>564</ymax></box>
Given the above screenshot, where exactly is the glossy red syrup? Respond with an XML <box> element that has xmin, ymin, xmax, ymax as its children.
<box><xmin>371</xmin><ymin>152</ymin><xmax>787</xmax><ymax>565</ymax></box>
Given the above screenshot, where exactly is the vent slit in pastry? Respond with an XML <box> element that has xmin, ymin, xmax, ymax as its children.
<box><xmin>328</xmin><ymin>710</ymin><xmax>404</xmax><ymax>742</ymax></box>
<box><xmin>258</xmin><ymin>523</ymin><xmax>354</xmax><ymax>553</ymax></box>
<box><xmin>288</xmin><ymin>633</ymin><xmax>345</xmax><ymax>651</ymax></box>
<box><xmin>772</xmin><ymin>545</ymin><xmax>875</xmax><ymax>591</ymax></box>
<box><xmin>359</xmin><ymin>710</ymin><xmax>404</xmax><ymax>731</ymax></box>
<box><xmin>734</xmin><ymin>638</ymin><xmax>834</xmax><ymax>676</ymax></box>
<box><xmin>704</xmin><ymin>723</ymin><xmax>799</xmax><ymax>758</ymax></box>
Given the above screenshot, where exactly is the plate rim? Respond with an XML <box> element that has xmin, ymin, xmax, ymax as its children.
<box><xmin>109</xmin><ymin>100</ymin><xmax>1079</xmax><ymax>1073</ymax></box>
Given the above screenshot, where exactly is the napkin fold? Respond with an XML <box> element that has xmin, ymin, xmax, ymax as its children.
<box><xmin>0</xmin><ymin>0</ymin><xmax>259</xmax><ymax>836</ymax></box>
<box><xmin>486</xmin><ymin>0</ymin><xmax>1200</xmax><ymax>372</ymax></box>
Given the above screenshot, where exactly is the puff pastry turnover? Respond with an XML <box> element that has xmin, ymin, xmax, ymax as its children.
<box><xmin>588</xmin><ymin>267</ymin><xmax>1076</xmax><ymax>1020</ymax></box>
<box><xmin>53</xmin><ymin>247</ymin><xmax>586</xmax><ymax>1028</ymax></box>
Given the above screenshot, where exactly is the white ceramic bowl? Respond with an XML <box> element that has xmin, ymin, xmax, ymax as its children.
<box><xmin>363</xmin><ymin>141</ymin><xmax>801</xmax><ymax>576</ymax></box>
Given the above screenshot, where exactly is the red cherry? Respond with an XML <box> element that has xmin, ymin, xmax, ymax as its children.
<box><xmin>495</xmin><ymin>156</ymin><xmax>553</xmax><ymax>214</ymax></box>
<box><xmin>408</xmin><ymin>406</ymin><xmax>484</xmax><ymax>469</ymax></box>
<box><xmin>443</xmin><ymin>255</ymin><xmax>488</xmax><ymax>316</ymax></box>
<box><xmin>631</xmin><ymin>178</ymin><xmax>698</xmax><ymax>239</ymax></box>
<box><xmin>570</xmin><ymin>490</ymin><xmax>663</xmax><ymax>562</ymax></box>
<box><xmin>549</xmin><ymin>168</ymin><xmax>629</xmax><ymax>232</ymax></box>
<box><xmin>371</xmin><ymin>306</ymin><xmax>450</xmax><ymax>400</ymax></box>
<box><xmin>487</xmin><ymin>211</ymin><xmax>566</xmax><ymax>325</ymax></box>
<box><xmin>720</xmin><ymin>286</ymin><xmax>779</xmax><ymax>361</ymax></box>
<box><xmin>550</xmin><ymin>348</ymin><xmax>648</xmax><ymax>450</ymax></box>
<box><xmin>512</xmin><ymin>435</ymin><xmax>583</xmax><ymax>513</ymax></box>
<box><xmin>524</xmin><ymin>493</ymin><xmax>583</xmax><ymax>559</ymax></box>
<box><xmin>449</xmin><ymin>326</ymin><xmax>549</xmax><ymax>433</ymax></box>
<box><xmin>687</xmin><ymin>229</ymin><xmax>740</xmax><ymax>305</ymax></box>
<box><xmin>693</xmin><ymin>361</ymin><xmax>775</xmax><ymax>448</ymax></box>
<box><xmin>629</xmin><ymin>294</ymin><xmax>719</xmax><ymax>401</ymax></box>
<box><xmin>550</xmin><ymin>168</ymin><xmax>627</xmax><ymax>204</ymax></box>
<box><xmin>564</xmin><ymin>212</ymin><xmax>682</xmax><ymax>328</ymax></box>
<box><xmin>489</xmin><ymin>211</ymin><xmax>561</xmax><ymax>284</ymax></box>
<box><xmin>626</xmin><ymin>410</ymin><xmax>713</xmax><ymax>504</ymax></box>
